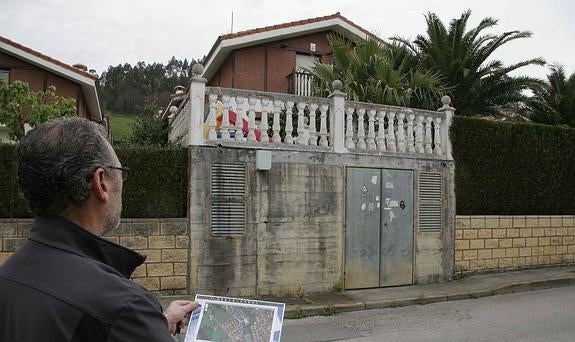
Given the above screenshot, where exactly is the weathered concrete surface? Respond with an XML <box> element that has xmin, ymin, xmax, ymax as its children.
<box><xmin>188</xmin><ymin>145</ymin><xmax>455</xmax><ymax>296</ymax></box>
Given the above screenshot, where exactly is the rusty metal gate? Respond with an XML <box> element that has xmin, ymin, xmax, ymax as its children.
<box><xmin>345</xmin><ymin>168</ymin><xmax>414</xmax><ymax>289</ymax></box>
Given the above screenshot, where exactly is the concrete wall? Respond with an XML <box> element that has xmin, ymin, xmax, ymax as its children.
<box><xmin>455</xmin><ymin>216</ymin><xmax>575</xmax><ymax>274</ymax></box>
<box><xmin>189</xmin><ymin>145</ymin><xmax>455</xmax><ymax>296</ymax></box>
<box><xmin>0</xmin><ymin>218</ymin><xmax>189</xmax><ymax>296</ymax></box>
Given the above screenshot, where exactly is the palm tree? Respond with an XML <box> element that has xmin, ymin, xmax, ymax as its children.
<box><xmin>392</xmin><ymin>10</ymin><xmax>545</xmax><ymax>116</ymax></box>
<box><xmin>308</xmin><ymin>34</ymin><xmax>449</xmax><ymax>110</ymax></box>
<box><xmin>523</xmin><ymin>64</ymin><xmax>575</xmax><ymax>126</ymax></box>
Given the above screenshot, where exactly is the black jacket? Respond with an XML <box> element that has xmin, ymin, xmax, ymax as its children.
<box><xmin>0</xmin><ymin>216</ymin><xmax>175</xmax><ymax>341</ymax></box>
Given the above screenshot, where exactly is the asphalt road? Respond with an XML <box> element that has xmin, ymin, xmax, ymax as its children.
<box><xmin>282</xmin><ymin>286</ymin><xmax>575</xmax><ymax>342</ymax></box>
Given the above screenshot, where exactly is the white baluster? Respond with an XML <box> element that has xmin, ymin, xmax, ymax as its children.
<box><xmin>377</xmin><ymin>110</ymin><xmax>386</xmax><ymax>151</ymax></box>
<box><xmin>319</xmin><ymin>104</ymin><xmax>329</xmax><ymax>147</ymax></box>
<box><xmin>424</xmin><ymin>116</ymin><xmax>433</xmax><ymax>154</ymax></box>
<box><xmin>260</xmin><ymin>99</ymin><xmax>270</xmax><ymax>143</ymax></box>
<box><xmin>235</xmin><ymin>97</ymin><xmax>246</xmax><ymax>142</ymax></box>
<box><xmin>272</xmin><ymin>100</ymin><xmax>282</xmax><ymax>143</ymax></box>
<box><xmin>309</xmin><ymin>103</ymin><xmax>318</xmax><ymax>146</ymax></box>
<box><xmin>396</xmin><ymin>113</ymin><xmax>406</xmax><ymax>152</ymax></box>
<box><xmin>297</xmin><ymin>102</ymin><xmax>307</xmax><ymax>145</ymax></box>
<box><xmin>415</xmin><ymin>115</ymin><xmax>424</xmax><ymax>154</ymax></box>
<box><xmin>357</xmin><ymin>108</ymin><xmax>366</xmax><ymax>149</ymax></box>
<box><xmin>221</xmin><ymin>95</ymin><xmax>231</xmax><ymax>140</ymax></box>
<box><xmin>434</xmin><ymin>117</ymin><xmax>443</xmax><ymax>155</ymax></box>
<box><xmin>407</xmin><ymin>114</ymin><xmax>415</xmax><ymax>153</ymax></box>
<box><xmin>367</xmin><ymin>109</ymin><xmax>376</xmax><ymax>150</ymax></box>
<box><xmin>285</xmin><ymin>101</ymin><xmax>294</xmax><ymax>144</ymax></box>
<box><xmin>345</xmin><ymin>107</ymin><xmax>355</xmax><ymax>149</ymax></box>
<box><xmin>208</xmin><ymin>93</ymin><xmax>218</xmax><ymax>140</ymax></box>
<box><xmin>387</xmin><ymin>111</ymin><xmax>396</xmax><ymax>152</ymax></box>
<box><xmin>247</xmin><ymin>98</ymin><xmax>257</xmax><ymax>142</ymax></box>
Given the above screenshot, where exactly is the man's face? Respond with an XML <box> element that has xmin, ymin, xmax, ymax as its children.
<box><xmin>102</xmin><ymin>142</ymin><xmax>123</xmax><ymax>235</ymax></box>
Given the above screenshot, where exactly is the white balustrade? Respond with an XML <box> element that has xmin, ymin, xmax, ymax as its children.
<box><xmin>396</xmin><ymin>113</ymin><xmax>406</xmax><ymax>152</ymax></box>
<box><xmin>260</xmin><ymin>99</ymin><xmax>270</xmax><ymax>143</ymax></box>
<box><xmin>406</xmin><ymin>114</ymin><xmax>415</xmax><ymax>153</ymax></box>
<box><xmin>221</xmin><ymin>95</ymin><xmax>231</xmax><ymax>140</ymax></box>
<box><xmin>285</xmin><ymin>101</ymin><xmax>294</xmax><ymax>144</ymax></box>
<box><xmin>297</xmin><ymin>102</ymin><xmax>307</xmax><ymax>145</ymax></box>
<box><xmin>247</xmin><ymin>98</ymin><xmax>257</xmax><ymax>142</ymax></box>
<box><xmin>207</xmin><ymin>94</ymin><xmax>218</xmax><ymax>140</ymax></box>
<box><xmin>356</xmin><ymin>108</ymin><xmax>366</xmax><ymax>149</ymax></box>
<box><xmin>424</xmin><ymin>116</ymin><xmax>433</xmax><ymax>154</ymax></box>
<box><xmin>309</xmin><ymin>103</ymin><xmax>318</xmax><ymax>146</ymax></box>
<box><xmin>377</xmin><ymin>110</ymin><xmax>386</xmax><ymax>151</ymax></box>
<box><xmin>345</xmin><ymin>107</ymin><xmax>355</xmax><ymax>149</ymax></box>
<box><xmin>319</xmin><ymin>104</ymin><xmax>329</xmax><ymax>147</ymax></box>
<box><xmin>367</xmin><ymin>109</ymin><xmax>376</xmax><ymax>150</ymax></box>
<box><xmin>387</xmin><ymin>112</ymin><xmax>396</xmax><ymax>152</ymax></box>
<box><xmin>434</xmin><ymin>117</ymin><xmax>442</xmax><ymax>155</ymax></box>
<box><xmin>171</xmin><ymin>71</ymin><xmax>453</xmax><ymax>160</ymax></box>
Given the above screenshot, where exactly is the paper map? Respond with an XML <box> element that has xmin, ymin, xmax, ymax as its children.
<box><xmin>184</xmin><ymin>294</ymin><xmax>285</xmax><ymax>342</ymax></box>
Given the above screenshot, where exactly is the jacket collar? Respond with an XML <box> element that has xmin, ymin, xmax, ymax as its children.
<box><xmin>29</xmin><ymin>216</ymin><xmax>146</xmax><ymax>278</ymax></box>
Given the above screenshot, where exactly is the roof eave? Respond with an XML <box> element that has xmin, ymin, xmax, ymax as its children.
<box><xmin>202</xmin><ymin>17</ymin><xmax>376</xmax><ymax>82</ymax></box>
<box><xmin>0</xmin><ymin>40</ymin><xmax>102</xmax><ymax>122</ymax></box>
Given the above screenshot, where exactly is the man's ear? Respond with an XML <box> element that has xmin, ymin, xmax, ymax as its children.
<box><xmin>91</xmin><ymin>168</ymin><xmax>110</xmax><ymax>203</ymax></box>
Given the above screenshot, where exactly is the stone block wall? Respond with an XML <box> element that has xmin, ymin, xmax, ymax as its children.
<box><xmin>455</xmin><ymin>215</ymin><xmax>575</xmax><ymax>273</ymax></box>
<box><xmin>0</xmin><ymin>218</ymin><xmax>189</xmax><ymax>296</ymax></box>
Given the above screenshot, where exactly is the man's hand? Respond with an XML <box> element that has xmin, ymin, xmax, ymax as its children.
<box><xmin>164</xmin><ymin>300</ymin><xmax>198</xmax><ymax>334</ymax></box>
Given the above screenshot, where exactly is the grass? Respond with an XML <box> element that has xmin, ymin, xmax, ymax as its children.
<box><xmin>107</xmin><ymin>111</ymin><xmax>138</xmax><ymax>141</ymax></box>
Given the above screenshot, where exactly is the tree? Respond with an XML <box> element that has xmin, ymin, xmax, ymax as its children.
<box><xmin>393</xmin><ymin>10</ymin><xmax>545</xmax><ymax>116</ymax></box>
<box><xmin>309</xmin><ymin>34</ymin><xmax>449</xmax><ymax>110</ymax></box>
<box><xmin>0</xmin><ymin>80</ymin><xmax>76</xmax><ymax>142</ymax></box>
<box><xmin>522</xmin><ymin>64</ymin><xmax>575</xmax><ymax>127</ymax></box>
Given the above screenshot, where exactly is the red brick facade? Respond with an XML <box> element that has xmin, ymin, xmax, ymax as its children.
<box><xmin>0</xmin><ymin>51</ymin><xmax>90</xmax><ymax>119</ymax></box>
<box><xmin>208</xmin><ymin>32</ymin><xmax>334</xmax><ymax>93</ymax></box>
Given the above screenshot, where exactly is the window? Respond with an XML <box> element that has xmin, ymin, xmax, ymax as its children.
<box><xmin>0</xmin><ymin>69</ymin><xmax>9</xmax><ymax>83</ymax></box>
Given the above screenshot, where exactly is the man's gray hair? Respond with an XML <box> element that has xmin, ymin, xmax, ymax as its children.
<box><xmin>17</xmin><ymin>117</ymin><xmax>114</xmax><ymax>216</ymax></box>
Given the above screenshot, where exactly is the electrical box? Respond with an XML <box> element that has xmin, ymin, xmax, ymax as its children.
<box><xmin>256</xmin><ymin>150</ymin><xmax>272</xmax><ymax>170</ymax></box>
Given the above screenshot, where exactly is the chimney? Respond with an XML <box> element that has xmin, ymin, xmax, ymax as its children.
<box><xmin>72</xmin><ymin>63</ymin><xmax>88</xmax><ymax>72</ymax></box>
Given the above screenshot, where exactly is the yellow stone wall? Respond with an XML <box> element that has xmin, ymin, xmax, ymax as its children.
<box><xmin>0</xmin><ymin>218</ymin><xmax>189</xmax><ymax>295</ymax></box>
<box><xmin>455</xmin><ymin>216</ymin><xmax>575</xmax><ymax>273</ymax></box>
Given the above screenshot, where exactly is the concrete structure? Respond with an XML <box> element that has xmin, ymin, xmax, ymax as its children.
<box><xmin>455</xmin><ymin>215</ymin><xmax>575</xmax><ymax>274</ymax></box>
<box><xmin>0</xmin><ymin>35</ymin><xmax>103</xmax><ymax>143</ymax></box>
<box><xmin>169</xmin><ymin>64</ymin><xmax>457</xmax><ymax>296</ymax></box>
<box><xmin>0</xmin><ymin>218</ymin><xmax>189</xmax><ymax>296</ymax></box>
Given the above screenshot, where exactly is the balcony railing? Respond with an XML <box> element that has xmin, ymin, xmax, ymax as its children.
<box><xmin>169</xmin><ymin>64</ymin><xmax>455</xmax><ymax>160</ymax></box>
<box><xmin>287</xmin><ymin>70</ymin><xmax>317</xmax><ymax>97</ymax></box>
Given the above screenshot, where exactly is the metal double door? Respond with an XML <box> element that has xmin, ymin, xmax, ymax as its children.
<box><xmin>345</xmin><ymin>168</ymin><xmax>414</xmax><ymax>289</ymax></box>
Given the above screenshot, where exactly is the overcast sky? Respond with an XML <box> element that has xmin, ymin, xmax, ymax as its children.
<box><xmin>2</xmin><ymin>0</ymin><xmax>574</xmax><ymax>80</ymax></box>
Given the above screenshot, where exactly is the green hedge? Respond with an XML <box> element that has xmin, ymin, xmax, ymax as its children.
<box><xmin>0</xmin><ymin>144</ymin><xmax>188</xmax><ymax>218</ymax></box>
<box><xmin>115</xmin><ymin>146</ymin><xmax>188</xmax><ymax>218</ymax></box>
<box><xmin>0</xmin><ymin>144</ymin><xmax>31</xmax><ymax>218</ymax></box>
<box><xmin>451</xmin><ymin>117</ymin><xmax>575</xmax><ymax>215</ymax></box>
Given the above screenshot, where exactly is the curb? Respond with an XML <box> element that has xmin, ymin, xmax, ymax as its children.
<box><xmin>286</xmin><ymin>277</ymin><xmax>575</xmax><ymax>319</ymax></box>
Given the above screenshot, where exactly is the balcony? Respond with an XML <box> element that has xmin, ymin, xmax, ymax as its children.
<box><xmin>287</xmin><ymin>70</ymin><xmax>317</xmax><ymax>97</ymax></box>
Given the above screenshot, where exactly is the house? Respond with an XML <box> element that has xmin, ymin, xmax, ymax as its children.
<box><xmin>0</xmin><ymin>35</ymin><xmax>104</xmax><ymax>143</ymax></box>
<box><xmin>203</xmin><ymin>12</ymin><xmax>380</xmax><ymax>96</ymax></box>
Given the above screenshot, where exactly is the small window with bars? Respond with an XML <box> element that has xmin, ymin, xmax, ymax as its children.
<box><xmin>211</xmin><ymin>163</ymin><xmax>246</xmax><ymax>237</ymax></box>
<box><xmin>418</xmin><ymin>172</ymin><xmax>443</xmax><ymax>232</ymax></box>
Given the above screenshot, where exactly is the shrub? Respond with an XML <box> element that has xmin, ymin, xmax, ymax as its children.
<box><xmin>451</xmin><ymin>117</ymin><xmax>575</xmax><ymax>215</ymax></box>
<box><xmin>0</xmin><ymin>144</ymin><xmax>188</xmax><ymax>218</ymax></box>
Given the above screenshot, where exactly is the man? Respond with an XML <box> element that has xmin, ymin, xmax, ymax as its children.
<box><xmin>0</xmin><ymin>117</ymin><xmax>196</xmax><ymax>341</ymax></box>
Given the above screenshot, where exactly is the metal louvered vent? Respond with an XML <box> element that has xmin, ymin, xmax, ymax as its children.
<box><xmin>419</xmin><ymin>172</ymin><xmax>442</xmax><ymax>232</ymax></box>
<box><xmin>211</xmin><ymin>163</ymin><xmax>246</xmax><ymax>237</ymax></box>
